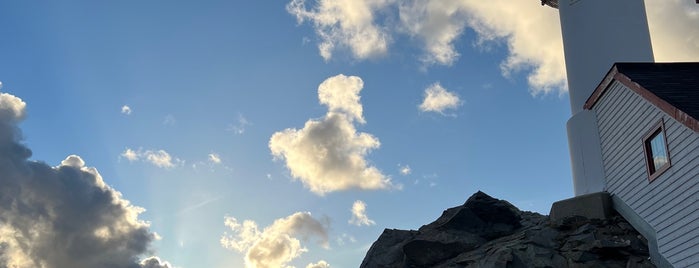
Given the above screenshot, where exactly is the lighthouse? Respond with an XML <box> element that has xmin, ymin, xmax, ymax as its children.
<box><xmin>543</xmin><ymin>0</ymin><xmax>654</xmax><ymax>196</ymax></box>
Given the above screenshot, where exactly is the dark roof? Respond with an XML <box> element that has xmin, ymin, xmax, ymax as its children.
<box><xmin>585</xmin><ymin>62</ymin><xmax>699</xmax><ymax>133</ymax></box>
<box><xmin>616</xmin><ymin>62</ymin><xmax>699</xmax><ymax>121</ymax></box>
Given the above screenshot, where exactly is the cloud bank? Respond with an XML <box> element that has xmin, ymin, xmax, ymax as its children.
<box><xmin>288</xmin><ymin>0</ymin><xmax>698</xmax><ymax>95</ymax></box>
<box><xmin>221</xmin><ymin>212</ymin><xmax>329</xmax><ymax>268</ymax></box>
<box><xmin>418</xmin><ymin>83</ymin><xmax>461</xmax><ymax>114</ymax></box>
<box><xmin>349</xmin><ymin>200</ymin><xmax>375</xmax><ymax>226</ymax></box>
<box><xmin>0</xmin><ymin>92</ymin><xmax>171</xmax><ymax>268</ymax></box>
<box><xmin>269</xmin><ymin>74</ymin><xmax>394</xmax><ymax>195</ymax></box>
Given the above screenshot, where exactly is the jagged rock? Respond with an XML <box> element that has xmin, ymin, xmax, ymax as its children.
<box><xmin>361</xmin><ymin>191</ymin><xmax>655</xmax><ymax>268</ymax></box>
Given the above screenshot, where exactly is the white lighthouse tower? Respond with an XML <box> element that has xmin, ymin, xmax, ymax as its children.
<box><xmin>543</xmin><ymin>0</ymin><xmax>654</xmax><ymax>196</ymax></box>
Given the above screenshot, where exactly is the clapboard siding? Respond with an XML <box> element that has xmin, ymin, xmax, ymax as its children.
<box><xmin>593</xmin><ymin>80</ymin><xmax>699</xmax><ymax>267</ymax></box>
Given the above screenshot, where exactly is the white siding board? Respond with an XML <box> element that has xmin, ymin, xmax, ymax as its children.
<box><xmin>592</xmin><ymin>80</ymin><xmax>699</xmax><ymax>267</ymax></box>
<box><xmin>645</xmin><ymin>178</ymin><xmax>697</xmax><ymax>225</ymax></box>
<box><xmin>662</xmin><ymin>228</ymin><xmax>699</xmax><ymax>264</ymax></box>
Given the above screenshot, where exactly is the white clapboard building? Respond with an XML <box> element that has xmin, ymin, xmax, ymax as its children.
<box><xmin>543</xmin><ymin>1</ymin><xmax>698</xmax><ymax>267</ymax></box>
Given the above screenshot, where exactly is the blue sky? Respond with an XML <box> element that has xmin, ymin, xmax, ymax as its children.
<box><xmin>0</xmin><ymin>1</ymin><xmax>696</xmax><ymax>268</ymax></box>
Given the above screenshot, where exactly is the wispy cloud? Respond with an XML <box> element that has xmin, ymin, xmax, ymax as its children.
<box><xmin>121</xmin><ymin>147</ymin><xmax>183</xmax><ymax>168</ymax></box>
<box><xmin>177</xmin><ymin>195</ymin><xmax>223</xmax><ymax>215</ymax></box>
<box><xmin>349</xmin><ymin>200</ymin><xmax>375</xmax><ymax>226</ymax></box>
<box><xmin>419</xmin><ymin>82</ymin><xmax>461</xmax><ymax>115</ymax></box>
<box><xmin>221</xmin><ymin>212</ymin><xmax>329</xmax><ymax>268</ymax></box>
<box><xmin>121</xmin><ymin>105</ymin><xmax>132</xmax><ymax>115</ymax></box>
<box><xmin>227</xmin><ymin>113</ymin><xmax>251</xmax><ymax>135</ymax></box>
<box><xmin>336</xmin><ymin>233</ymin><xmax>357</xmax><ymax>246</ymax></box>
<box><xmin>0</xmin><ymin>92</ymin><xmax>172</xmax><ymax>268</ymax></box>
<box><xmin>163</xmin><ymin>114</ymin><xmax>176</xmax><ymax>126</ymax></box>
<box><xmin>270</xmin><ymin>75</ymin><xmax>395</xmax><ymax>195</ymax></box>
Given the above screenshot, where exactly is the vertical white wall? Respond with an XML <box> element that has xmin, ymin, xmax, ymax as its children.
<box><xmin>557</xmin><ymin>0</ymin><xmax>654</xmax><ymax>195</ymax></box>
<box><xmin>559</xmin><ymin>0</ymin><xmax>654</xmax><ymax>113</ymax></box>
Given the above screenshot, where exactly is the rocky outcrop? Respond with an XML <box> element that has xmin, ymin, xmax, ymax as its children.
<box><xmin>360</xmin><ymin>191</ymin><xmax>654</xmax><ymax>268</ymax></box>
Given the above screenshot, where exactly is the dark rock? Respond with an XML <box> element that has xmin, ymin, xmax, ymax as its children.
<box><xmin>359</xmin><ymin>229</ymin><xmax>417</xmax><ymax>268</ymax></box>
<box><xmin>361</xmin><ymin>191</ymin><xmax>656</xmax><ymax>268</ymax></box>
<box><xmin>403</xmin><ymin>240</ymin><xmax>472</xmax><ymax>267</ymax></box>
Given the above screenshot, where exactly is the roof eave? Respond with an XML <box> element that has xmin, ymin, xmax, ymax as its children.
<box><xmin>584</xmin><ymin>63</ymin><xmax>699</xmax><ymax>133</ymax></box>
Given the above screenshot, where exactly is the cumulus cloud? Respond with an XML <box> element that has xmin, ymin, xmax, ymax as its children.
<box><xmin>418</xmin><ymin>83</ymin><xmax>461</xmax><ymax>114</ymax></box>
<box><xmin>0</xmin><ymin>91</ymin><xmax>172</xmax><ymax>268</ymax></box>
<box><xmin>121</xmin><ymin>105</ymin><xmax>132</xmax><ymax>115</ymax></box>
<box><xmin>120</xmin><ymin>148</ymin><xmax>182</xmax><ymax>168</ymax></box>
<box><xmin>208</xmin><ymin>153</ymin><xmax>222</xmax><ymax>164</ymax></box>
<box><xmin>286</xmin><ymin>0</ymin><xmax>393</xmax><ymax>61</ymax></box>
<box><xmin>269</xmin><ymin>75</ymin><xmax>394</xmax><ymax>195</ymax></box>
<box><xmin>306</xmin><ymin>260</ymin><xmax>331</xmax><ymax>268</ymax></box>
<box><xmin>349</xmin><ymin>200</ymin><xmax>375</xmax><ymax>226</ymax></box>
<box><xmin>221</xmin><ymin>212</ymin><xmax>329</xmax><ymax>268</ymax></box>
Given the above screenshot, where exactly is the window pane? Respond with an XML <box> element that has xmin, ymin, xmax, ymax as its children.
<box><xmin>649</xmin><ymin>131</ymin><xmax>668</xmax><ymax>171</ymax></box>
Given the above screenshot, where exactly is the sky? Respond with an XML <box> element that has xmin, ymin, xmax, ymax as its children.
<box><xmin>0</xmin><ymin>1</ymin><xmax>697</xmax><ymax>268</ymax></box>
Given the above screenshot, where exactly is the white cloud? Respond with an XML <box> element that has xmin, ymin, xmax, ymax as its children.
<box><xmin>318</xmin><ymin>75</ymin><xmax>365</xmax><ymax>123</ymax></box>
<box><xmin>306</xmin><ymin>260</ymin><xmax>331</xmax><ymax>268</ymax></box>
<box><xmin>121</xmin><ymin>105</ymin><xmax>132</xmax><ymax>115</ymax></box>
<box><xmin>145</xmin><ymin>150</ymin><xmax>177</xmax><ymax>168</ymax></box>
<box><xmin>286</xmin><ymin>0</ymin><xmax>394</xmax><ymax>61</ymax></box>
<box><xmin>418</xmin><ymin>83</ymin><xmax>461</xmax><ymax>114</ymax></box>
<box><xmin>208</xmin><ymin>153</ymin><xmax>222</xmax><ymax>164</ymax></box>
<box><xmin>121</xmin><ymin>148</ymin><xmax>140</xmax><ymax>161</ymax></box>
<box><xmin>221</xmin><ymin>212</ymin><xmax>329</xmax><ymax>268</ymax></box>
<box><xmin>0</xmin><ymin>92</ymin><xmax>174</xmax><ymax>268</ymax></box>
<box><xmin>398</xmin><ymin>0</ymin><xmax>467</xmax><ymax>66</ymax></box>
<box><xmin>269</xmin><ymin>74</ymin><xmax>394</xmax><ymax>195</ymax></box>
<box><xmin>398</xmin><ymin>164</ymin><xmax>411</xmax><ymax>175</ymax></box>
<box><xmin>349</xmin><ymin>200</ymin><xmax>375</xmax><ymax>226</ymax></box>
<box><xmin>120</xmin><ymin>148</ymin><xmax>183</xmax><ymax>168</ymax></box>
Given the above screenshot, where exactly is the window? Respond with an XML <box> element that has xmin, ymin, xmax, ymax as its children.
<box><xmin>643</xmin><ymin>119</ymin><xmax>671</xmax><ymax>182</ymax></box>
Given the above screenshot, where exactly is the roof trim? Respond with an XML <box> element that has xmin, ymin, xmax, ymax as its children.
<box><xmin>584</xmin><ymin>63</ymin><xmax>699</xmax><ymax>133</ymax></box>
